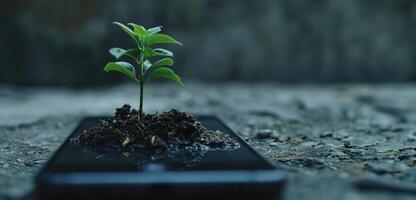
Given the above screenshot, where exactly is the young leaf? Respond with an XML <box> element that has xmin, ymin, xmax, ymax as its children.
<box><xmin>147</xmin><ymin>26</ymin><xmax>162</xmax><ymax>37</ymax></box>
<box><xmin>109</xmin><ymin>48</ymin><xmax>139</xmax><ymax>60</ymax></box>
<box><xmin>143</xmin><ymin>58</ymin><xmax>173</xmax><ymax>73</ymax></box>
<box><xmin>123</xmin><ymin>48</ymin><xmax>140</xmax><ymax>59</ymax></box>
<box><xmin>112</xmin><ymin>22</ymin><xmax>137</xmax><ymax>43</ymax></box>
<box><xmin>104</xmin><ymin>62</ymin><xmax>138</xmax><ymax>81</ymax></box>
<box><xmin>147</xmin><ymin>34</ymin><xmax>183</xmax><ymax>46</ymax></box>
<box><xmin>144</xmin><ymin>48</ymin><xmax>173</xmax><ymax>59</ymax></box>
<box><xmin>146</xmin><ymin>67</ymin><xmax>183</xmax><ymax>85</ymax></box>
<box><xmin>151</xmin><ymin>58</ymin><xmax>174</xmax><ymax>68</ymax></box>
<box><xmin>143</xmin><ymin>60</ymin><xmax>152</xmax><ymax>71</ymax></box>
<box><xmin>127</xmin><ymin>23</ymin><xmax>147</xmax><ymax>38</ymax></box>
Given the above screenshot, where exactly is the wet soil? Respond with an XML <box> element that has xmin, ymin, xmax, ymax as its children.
<box><xmin>70</xmin><ymin>104</ymin><xmax>239</xmax><ymax>153</ymax></box>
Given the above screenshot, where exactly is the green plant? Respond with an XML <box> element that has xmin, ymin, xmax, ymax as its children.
<box><xmin>104</xmin><ymin>22</ymin><xmax>183</xmax><ymax>123</ymax></box>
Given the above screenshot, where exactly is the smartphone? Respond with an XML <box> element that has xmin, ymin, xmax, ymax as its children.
<box><xmin>35</xmin><ymin>116</ymin><xmax>285</xmax><ymax>200</ymax></box>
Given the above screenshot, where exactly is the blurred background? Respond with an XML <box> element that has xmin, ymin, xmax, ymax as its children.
<box><xmin>1</xmin><ymin>0</ymin><xmax>416</xmax><ymax>86</ymax></box>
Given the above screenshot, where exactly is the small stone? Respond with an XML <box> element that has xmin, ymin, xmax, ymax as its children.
<box><xmin>343</xmin><ymin>141</ymin><xmax>353</xmax><ymax>148</ymax></box>
<box><xmin>280</xmin><ymin>136</ymin><xmax>291</xmax><ymax>143</ymax></box>
<box><xmin>24</xmin><ymin>161</ymin><xmax>34</xmax><ymax>166</ymax></box>
<box><xmin>270</xmin><ymin>132</ymin><xmax>280</xmax><ymax>139</ymax></box>
<box><xmin>406</xmin><ymin>131</ymin><xmax>416</xmax><ymax>141</ymax></box>
<box><xmin>320</xmin><ymin>131</ymin><xmax>333</xmax><ymax>138</ymax></box>
<box><xmin>269</xmin><ymin>142</ymin><xmax>279</xmax><ymax>146</ymax></box>
<box><xmin>34</xmin><ymin>160</ymin><xmax>46</xmax><ymax>164</ymax></box>
<box><xmin>291</xmin><ymin>137</ymin><xmax>304</xmax><ymax>144</ymax></box>
<box><xmin>390</xmin><ymin>125</ymin><xmax>405</xmax><ymax>132</ymax></box>
<box><xmin>333</xmin><ymin>131</ymin><xmax>350</xmax><ymax>140</ymax></box>
<box><xmin>255</xmin><ymin>129</ymin><xmax>273</xmax><ymax>139</ymax></box>
<box><xmin>302</xmin><ymin>141</ymin><xmax>321</xmax><ymax>148</ymax></box>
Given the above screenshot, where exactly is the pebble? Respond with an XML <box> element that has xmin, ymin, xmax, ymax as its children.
<box><xmin>255</xmin><ymin>129</ymin><xmax>273</xmax><ymax>139</ymax></box>
<box><xmin>343</xmin><ymin>141</ymin><xmax>353</xmax><ymax>148</ymax></box>
<box><xmin>269</xmin><ymin>142</ymin><xmax>279</xmax><ymax>147</ymax></box>
<box><xmin>270</xmin><ymin>132</ymin><xmax>280</xmax><ymax>140</ymax></box>
<box><xmin>34</xmin><ymin>160</ymin><xmax>46</xmax><ymax>164</ymax></box>
<box><xmin>333</xmin><ymin>131</ymin><xmax>350</xmax><ymax>140</ymax></box>
<box><xmin>406</xmin><ymin>131</ymin><xmax>416</xmax><ymax>141</ymax></box>
<box><xmin>302</xmin><ymin>141</ymin><xmax>322</xmax><ymax>148</ymax></box>
<box><xmin>25</xmin><ymin>151</ymin><xmax>36</xmax><ymax>155</ymax></box>
<box><xmin>280</xmin><ymin>136</ymin><xmax>291</xmax><ymax>143</ymax></box>
<box><xmin>390</xmin><ymin>125</ymin><xmax>405</xmax><ymax>132</ymax></box>
<box><xmin>320</xmin><ymin>131</ymin><xmax>333</xmax><ymax>138</ymax></box>
<box><xmin>24</xmin><ymin>161</ymin><xmax>34</xmax><ymax>166</ymax></box>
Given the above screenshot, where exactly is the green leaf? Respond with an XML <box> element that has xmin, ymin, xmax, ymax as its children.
<box><xmin>124</xmin><ymin>48</ymin><xmax>140</xmax><ymax>59</ymax></box>
<box><xmin>109</xmin><ymin>48</ymin><xmax>126</xmax><ymax>59</ymax></box>
<box><xmin>112</xmin><ymin>22</ymin><xmax>137</xmax><ymax>43</ymax></box>
<box><xmin>143</xmin><ymin>60</ymin><xmax>152</xmax><ymax>71</ymax></box>
<box><xmin>143</xmin><ymin>58</ymin><xmax>173</xmax><ymax>73</ymax></box>
<box><xmin>147</xmin><ymin>26</ymin><xmax>162</xmax><ymax>37</ymax></box>
<box><xmin>109</xmin><ymin>48</ymin><xmax>139</xmax><ymax>59</ymax></box>
<box><xmin>147</xmin><ymin>67</ymin><xmax>183</xmax><ymax>85</ymax></box>
<box><xmin>154</xmin><ymin>48</ymin><xmax>173</xmax><ymax>56</ymax></box>
<box><xmin>147</xmin><ymin>34</ymin><xmax>183</xmax><ymax>46</ymax></box>
<box><xmin>151</xmin><ymin>58</ymin><xmax>174</xmax><ymax>68</ymax></box>
<box><xmin>104</xmin><ymin>62</ymin><xmax>138</xmax><ymax>81</ymax></box>
<box><xmin>127</xmin><ymin>23</ymin><xmax>147</xmax><ymax>38</ymax></box>
<box><xmin>144</xmin><ymin>48</ymin><xmax>173</xmax><ymax>59</ymax></box>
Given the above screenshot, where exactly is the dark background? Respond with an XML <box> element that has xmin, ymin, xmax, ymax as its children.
<box><xmin>1</xmin><ymin>0</ymin><xmax>416</xmax><ymax>86</ymax></box>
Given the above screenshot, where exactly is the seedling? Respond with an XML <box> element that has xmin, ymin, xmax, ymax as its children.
<box><xmin>104</xmin><ymin>22</ymin><xmax>183</xmax><ymax>123</ymax></box>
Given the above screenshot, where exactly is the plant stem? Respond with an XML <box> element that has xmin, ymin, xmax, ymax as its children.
<box><xmin>138</xmin><ymin>44</ymin><xmax>145</xmax><ymax>123</ymax></box>
<box><xmin>139</xmin><ymin>79</ymin><xmax>143</xmax><ymax>121</ymax></box>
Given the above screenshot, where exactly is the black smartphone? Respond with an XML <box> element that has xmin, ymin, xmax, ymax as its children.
<box><xmin>35</xmin><ymin>116</ymin><xmax>285</xmax><ymax>200</ymax></box>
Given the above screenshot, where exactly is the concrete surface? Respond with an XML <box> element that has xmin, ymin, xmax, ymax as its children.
<box><xmin>1</xmin><ymin>82</ymin><xmax>416</xmax><ymax>200</ymax></box>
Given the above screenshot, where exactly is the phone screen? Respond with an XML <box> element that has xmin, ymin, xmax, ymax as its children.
<box><xmin>44</xmin><ymin>117</ymin><xmax>273</xmax><ymax>173</ymax></box>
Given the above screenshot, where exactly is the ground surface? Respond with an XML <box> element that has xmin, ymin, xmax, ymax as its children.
<box><xmin>1</xmin><ymin>82</ymin><xmax>416</xmax><ymax>200</ymax></box>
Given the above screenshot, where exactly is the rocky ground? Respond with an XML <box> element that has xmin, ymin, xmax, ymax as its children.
<box><xmin>1</xmin><ymin>82</ymin><xmax>416</xmax><ymax>200</ymax></box>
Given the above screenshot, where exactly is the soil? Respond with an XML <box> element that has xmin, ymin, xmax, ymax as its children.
<box><xmin>70</xmin><ymin>104</ymin><xmax>239</xmax><ymax>153</ymax></box>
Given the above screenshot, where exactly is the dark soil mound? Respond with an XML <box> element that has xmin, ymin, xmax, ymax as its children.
<box><xmin>70</xmin><ymin>104</ymin><xmax>238</xmax><ymax>152</ymax></box>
